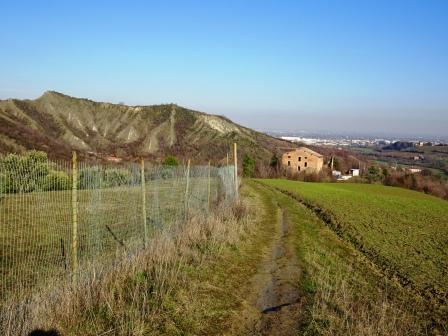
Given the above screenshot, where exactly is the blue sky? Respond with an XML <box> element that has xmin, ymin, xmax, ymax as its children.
<box><xmin>1</xmin><ymin>0</ymin><xmax>447</xmax><ymax>137</ymax></box>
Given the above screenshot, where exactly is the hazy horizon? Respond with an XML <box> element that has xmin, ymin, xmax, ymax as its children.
<box><xmin>1</xmin><ymin>1</ymin><xmax>447</xmax><ymax>137</ymax></box>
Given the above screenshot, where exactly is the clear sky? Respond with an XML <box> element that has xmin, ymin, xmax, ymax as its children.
<box><xmin>1</xmin><ymin>0</ymin><xmax>447</xmax><ymax>137</ymax></box>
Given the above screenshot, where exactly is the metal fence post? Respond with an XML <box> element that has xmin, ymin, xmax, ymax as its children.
<box><xmin>141</xmin><ymin>159</ymin><xmax>148</xmax><ymax>247</ymax></box>
<box><xmin>71</xmin><ymin>151</ymin><xmax>78</xmax><ymax>276</ymax></box>
<box><xmin>233</xmin><ymin>143</ymin><xmax>238</xmax><ymax>200</ymax></box>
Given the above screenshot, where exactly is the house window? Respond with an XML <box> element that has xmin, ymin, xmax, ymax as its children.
<box><xmin>298</xmin><ymin>166</ymin><xmax>300</xmax><ymax>171</ymax></box>
<box><xmin>305</xmin><ymin>157</ymin><xmax>308</xmax><ymax>159</ymax></box>
<box><xmin>304</xmin><ymin>162</ymin><xmax>308</xmax><ymax>167</ymax></box>
<box><xmin>288</xmin><ymin>155</ymin><xmax>291</xmax><ymax>159</ymax></box>
<box><xmin>298</xmin><ymin>157</ymin><xmax>301</xmax><ymax>161</ymax></box>
<box><xmin>288</xmin><ymin>161</ymin><xmax>290</xmax><ymax>166</ymax></box>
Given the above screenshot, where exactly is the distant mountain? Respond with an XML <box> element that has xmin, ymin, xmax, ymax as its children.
<box><xmin>0</xmin><ymin>91</ymin><xmax>294</xmax><ymax>163</ymax></box>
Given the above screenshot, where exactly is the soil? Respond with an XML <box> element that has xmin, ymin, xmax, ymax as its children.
<box><xmin>228</xmin><ymin>205</ymin><xmax>303</xmax><ymax>335</ymax></box>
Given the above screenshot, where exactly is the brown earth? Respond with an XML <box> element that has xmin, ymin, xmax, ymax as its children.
<box><xmin>227</xmin><ymin>205</ymin><xmax>303</xmax><ymax>335</ymax></box>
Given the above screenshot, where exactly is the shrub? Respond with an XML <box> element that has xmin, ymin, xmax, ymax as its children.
<box><xmin>0</xmin><ymin>151</ymin><xmax>50</xmax><ymax>193</ymax></box>
<box><xmin>103</xmin><ymin>168</ymin><xmax>132</xmax><ymax>187</ymax></box>
<box><xmin>41</xmin><ymin>171</ymin><xmax>71</xmax><ymax>191</ymax></box>
<box><xmin>163</xmin><ymin>156</ymin><xmax>179</xmax><ymax>166</ymax></box>
<box><xmin>79</xmin><ymin>167</ymin><xmax>134</xmax><ymax>189</ymax></box>
<box><xmin>270</xmin><ymin>154</ymin><xmax>279</xmax><ymax>169</ymax></box>
<box><xmin>0</xmin><ymin>173</ymin><xmax>12</xmax><ymax>194</ymax></box>
<box><xmin>366</xmin><ymin>165</ymin><xmax>381</xmax><ymax>183</ymax></box>
<box><xmin>242</xmin><ymin>154</ymin><xmax>255</xmax><ymax>177</ymax></box>
<box><xmin>79</xmin><ymin>166</ymin><xmax>103</xmax><ymax>189</ymax></box>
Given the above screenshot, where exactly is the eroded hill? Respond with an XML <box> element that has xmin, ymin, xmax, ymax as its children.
<box><xmin>0</xmin><ymin>91</ymin><xmax>293</xmax><ymax>162</ymax></box>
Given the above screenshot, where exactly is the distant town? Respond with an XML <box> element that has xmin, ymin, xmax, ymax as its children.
<box><xmin>266</xmin><ymin>130</ymin><xmax>448</xmax><ymax>148</ymax></box>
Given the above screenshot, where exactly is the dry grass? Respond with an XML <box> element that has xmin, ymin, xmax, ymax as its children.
<box><xmin>0</xmin><ymin>201</ymin><xmax>250</xmax><ymax>336</ymax></box>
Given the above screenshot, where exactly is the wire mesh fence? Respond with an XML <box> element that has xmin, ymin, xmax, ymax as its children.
<box><xmin>0</xmin><ymin>151</ymin><xmax>237</xmax><ymax>301</ymax></box>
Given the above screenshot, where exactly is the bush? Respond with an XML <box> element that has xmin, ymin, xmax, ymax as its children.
<box><xmin>41</xmin><ymin>171</ymin><xmax>71</xmax><ymax>191</ymax></box>
<box><xmin>103</xmin><ymin>168</ymin><xmax>132</xmax><ymax>187</ymax></box>
<box><xmin>79</xmin><ymin>167</ymin><xmax>134</xmax><ymax>189</ymax></box>
<box><xmin>0</xmin><ymin>151</ymin><xmax>50</xmax><ymax>193</ymax></box>
<box><xmin>242</xmin><ymin>154</ymin><xmax>255</xmax><ymax>177</ymax></box>
<box><xmin>163</xmin><ymin>156</ymin><xmax>179</xmax><ymax>166</ymax></box>
<box><xmin>0</xmin><ymin>173</ymin><xmax>12</xmax><ymax>194</ymax></box>
<box><xmin>79</xmin><ymin>167</ymin><xmax>103</xmax><ymax>189</ymax></box>
<box><xmin>270</xmin><ymin>154</ymin><xmax>279</xmax><ymax>169</ymax></box>
<box><xmin>366</xmin><ymin>165</ymin><xmax>381</xmax><ymax>183</ymax></box>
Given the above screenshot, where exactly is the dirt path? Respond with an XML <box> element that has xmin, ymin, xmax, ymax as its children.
<box><xmin>229</xmin><ymin>205</ymin><xmax>303</xmax><ymax>335</ymax></box>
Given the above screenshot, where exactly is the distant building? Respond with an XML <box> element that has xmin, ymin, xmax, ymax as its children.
<box><xmin>375</xmin><ymin>139</ymin><xmax>391</xmax><ymax>146</ymax></box>
<box><xmin>282</xmin><ymin>147</ymin><xmax>324</xmax><ymax>173</ymax></box>
<box><xmin>408</xmin><ymin>168</ymin><xmax>422</xmax><ymax>174</ymax></box>
<box><xmin>349</xmin><ymin>168</ymin><xmax>360</xmax><ymax>177</ymax></box>
<box><xmin>416</xmin><ymin>141</ymin><xmax>432</xmax><ymax>147</ymax></box>
<box><xmin>332</xmin><ymin>170</ymin><xmax>342</xmax><ymax>178</ymax></box>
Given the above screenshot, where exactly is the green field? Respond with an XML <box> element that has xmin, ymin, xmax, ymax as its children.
<box><xmin>258</xmin><ymin>179</ymin><xmax>448</xmax><ymax>313</ymax></box>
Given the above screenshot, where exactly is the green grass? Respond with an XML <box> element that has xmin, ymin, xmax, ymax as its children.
<box><xmin>246</xmin><ymin>180</ymin><xmax>434</xmax><ymax>334</ymax></box>
<box><xmin>257</xmin><ymin>179</ymin><xmax>448</xmax><ymax>320</ymax></box>
<box><xmin>0</xmin><ymin>177</ymin><xmax>218</xmax><ymax>299</ymax></box>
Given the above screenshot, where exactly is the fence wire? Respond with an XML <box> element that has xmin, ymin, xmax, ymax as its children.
<box><xmin>0</xmin><ymin>152</ymin><xmax>236</xmax><ymax>300</ymax></box>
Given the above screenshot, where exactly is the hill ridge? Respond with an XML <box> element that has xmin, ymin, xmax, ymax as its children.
<box><xmin>0</xmin><ymin>91</ymin><xmax>294</xmax><ymax>162</ymax></box>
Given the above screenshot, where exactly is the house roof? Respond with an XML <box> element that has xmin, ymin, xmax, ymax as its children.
<box><xmin>284</xmin><ymin>147</ymin><xmax>323</xmax><ymax>158</ymax></box>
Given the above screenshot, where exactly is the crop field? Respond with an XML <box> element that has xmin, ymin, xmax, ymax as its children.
<box><xmin>248</xmin><ymin>180</ymin><xmax>439</xmax><ymax>334</ymax></box>
<box><xmin>258</xmin><ymin>179</ymin><xmax>448</xmax><ymax>311</ymax></box>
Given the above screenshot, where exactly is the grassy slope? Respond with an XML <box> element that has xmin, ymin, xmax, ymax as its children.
<box><xmin>247</xmin><ymin>180</ymin><xmax>435</xmax><ymax>335</ymax></box>
<box><xmin>258</xmin><ymin>179</ymin><xmax>448</xmax><ymax>326</ymax></box>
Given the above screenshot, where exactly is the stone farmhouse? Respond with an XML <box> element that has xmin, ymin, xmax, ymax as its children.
<box><xmin>281</xmin><ymin>147</ymin><xmax>324</xmax><ymax>173</ymax></box>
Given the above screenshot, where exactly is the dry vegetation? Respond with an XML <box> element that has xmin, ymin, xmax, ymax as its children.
<box><xmin>0</xmin><ymin>201</ymin><xmax>251</xmax><ymax>336</ymax></box>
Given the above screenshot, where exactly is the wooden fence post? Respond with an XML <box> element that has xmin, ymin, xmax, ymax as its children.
<box><xmin>207</xmin><ymin>161</ymin><xmax>211</xmax><ymax>210</ymax></box>
<box><xmin>141</xmin><ymin>159</ymin><xmax>148</xmax><ymax>247</ymax></box>
<box><xmin>71</xmin><ymin>151</ymin><xmax>78</xmax><ymax>276</ymax></box>
<box><xmin>233</xmin><ymin>143</ymin><xmax>238</xmax><ymax>200</ymax></box>
<box><xmin>184</xmin><ymin>159</ymin><xmax>191</xmax><ymax>217</ymax></box>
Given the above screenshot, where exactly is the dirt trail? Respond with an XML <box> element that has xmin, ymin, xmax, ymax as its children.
<box><xmin>229</xmin><ymin>205</ymin><xmax>303</xmax><ymax>335</ymax></box>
